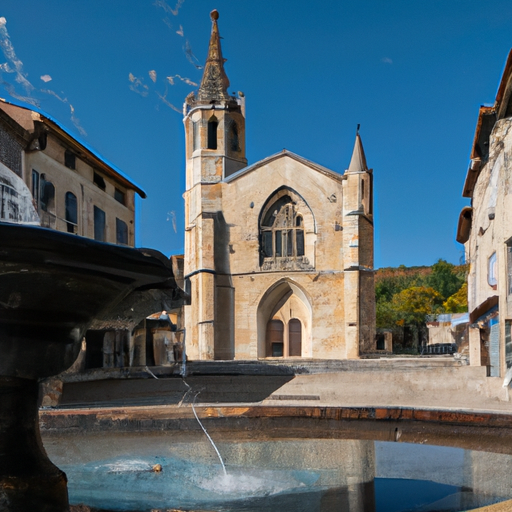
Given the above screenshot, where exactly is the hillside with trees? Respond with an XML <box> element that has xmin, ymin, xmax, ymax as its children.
<box><xmin>375</xmin><ymin>260</ymin><xmax>468</xmax><ymax>353</ymax></box>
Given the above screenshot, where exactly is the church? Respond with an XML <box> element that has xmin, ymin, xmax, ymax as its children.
<box><xmin>182</xmin><ymin>11</ymin><xmax>375</xmax><ymax>360</ymax></box>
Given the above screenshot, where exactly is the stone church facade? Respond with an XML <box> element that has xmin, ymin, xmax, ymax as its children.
<box><xmin>183</xmin><ymin>11</ymin><xmax>375</xmax><ymax>360</ymax></box>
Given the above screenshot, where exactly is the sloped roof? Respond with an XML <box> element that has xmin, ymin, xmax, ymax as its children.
<box><xmin>0</xmin><ymin>98</ymin><xmax>146</xmax><ymax>198</ymax></box>
<box><xmin>463</xmin><ymin>49</ymin><xmax>512</xmax><ymax>199</ymax></box>
<box><xmin>347</xmin><ymin>132</ymin><xmax>369</xmax><ymax>174</ymax></box>
<box><xmin>224</xmin><ymin>149</ymin><xmax>345</xmax><ymax>184</ymax></box>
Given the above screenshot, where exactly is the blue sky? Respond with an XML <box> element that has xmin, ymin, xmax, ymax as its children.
<box><xmin>1</xmin><ymin>0</ymin><xmax>511</xmax><ymax>268</ymax></box>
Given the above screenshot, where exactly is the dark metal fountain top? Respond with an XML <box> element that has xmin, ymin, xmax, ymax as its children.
<box><xmin>0</xmin><ymin>222</ymin><xmax>188</xmax><ymax>380</ymax></box>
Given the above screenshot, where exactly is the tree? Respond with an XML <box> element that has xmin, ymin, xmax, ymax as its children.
<box><xmin>443</xmin><ymin>282</ymin><xmax>468</xmax><ymax>313</ymax></box>
<box><xmin>426</xmin><ymin>259</ymin><xmax>466</xmax><ymax>300</ymax></box>
<box><xmin>391</xmin><ymin>286</ymin><xmax>444</xmax><ymax>326</ymax></box>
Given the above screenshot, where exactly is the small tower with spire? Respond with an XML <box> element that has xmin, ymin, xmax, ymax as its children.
<box><xmin>343</xmin><ymin>127</ymin><xmax>375</xmax><ymax>355</ymax></box>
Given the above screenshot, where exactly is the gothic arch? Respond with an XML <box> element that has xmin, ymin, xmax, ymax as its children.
<box><xmin>257</xmin><ymin>278</ymin><xmax>312</xmax><ymax>358</ymax></box>
<box><xmin>258</xmin><ymin>186</ymin><xmax>316</xmax><ymax>270</ymax></box>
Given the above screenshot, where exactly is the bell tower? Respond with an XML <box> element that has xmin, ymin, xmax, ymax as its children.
<box><xmin>183</xmin><ymin>9</ymin><xmax>247</xmax><ymax>185</ymax></box>
<box><xmin>183</xmin><ymin>10</ymin><xmax>245</xmax><ymax>359</ymax></box>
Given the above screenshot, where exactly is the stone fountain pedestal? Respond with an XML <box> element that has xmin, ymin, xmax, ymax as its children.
<box><xmin>0</xmin><ymin>223</ymin><xmax>186</xmax><ymax>511</ymax></box>
<box><xmin>0</xmin><ymin>378</ymin><xmax>68</xmax><ymax>511</ymax></box>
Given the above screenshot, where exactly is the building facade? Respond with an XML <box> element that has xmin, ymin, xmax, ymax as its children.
<box><xmin>0</xmin><ymin>99</ymin><xmax>144</xmax><ymax>246</ymax></box>
<box><xmin>457</xmin><ymin>50</ymin><xmax>512</xmax><ymax>379</ymax></box>
<box><xmin>183</xmin><ymin>11</ymin><xmax>376</xmax><ymax>361</ymax></box>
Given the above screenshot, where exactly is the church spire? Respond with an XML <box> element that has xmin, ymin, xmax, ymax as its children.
<box><xmin>347</xmin><ymin>127</ymin><xmax>369</xmax><ymax>174</ymax></box>
<box><xmin>197</xmin><ymin>10</ymin><xmax>231</xmax><ymax>103</ymax></box>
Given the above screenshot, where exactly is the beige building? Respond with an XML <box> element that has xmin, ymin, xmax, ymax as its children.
<box><xmin>182</xmin><ymin>11</ymin><xmax>375</xmax><ymax>361</ymax></box>
<box><xmin>457</xmin><ymin>49</ymin><xmax>512</xmax><ymax>378</ymax></box>
<box><xmin>0</xmin><ymin>99</ymin><xmax>144</xmax><ymax>245</ymax></box>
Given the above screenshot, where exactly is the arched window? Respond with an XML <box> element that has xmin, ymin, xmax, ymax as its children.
<box><xmin>207</xmin><ymin>115</ymin><xmax>218</xmax><ymax>150</ymax></box>
<box><xmin>260</xmin><ymin>195</ymin><xmax>305</xmax><ymax>260</ymax></box>
<box><xmin>65</xmin><ymin>192</ymin><xmax>77</xmax><ymax>234</ymax></box>
<box><xmin>229</xmin><ymin>122</ymin><xmax>239</xmax><ymax>152</ymax></box>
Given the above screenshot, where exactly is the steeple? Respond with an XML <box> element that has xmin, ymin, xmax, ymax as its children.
<box><xmin>196</xmin><ymin>10</ymin><xmax>231</xmax><ymax>104</ymax></box>
<box><xmin>347</xmin><ymin>127</ymin><xmax>369</xmax><ymax>174</ymax></box>
<box><xmin>344</xmin><ymin>126</ymin><xmax>373</xmax><ymax>218</ymax></box>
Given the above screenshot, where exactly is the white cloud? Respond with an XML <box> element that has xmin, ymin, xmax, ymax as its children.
<box><xmin>69</xmin><ymin>103</ymin><xmax>87</xmax><ymax>136</ymax></box>
<box><xmin>0</xmin><ymin>17</ymin><xmax>34</xmax><ymax>93</ymax></box>
<box><xmin>176</xmin><ymin>25</ymin><xmax>184</xmax><ymax>37</ymax></box>
<box><xmin>154</xmin><ymin>0</ymin><xmax>185</xmax><ymax>16</ymax></box>
<box><xmin>149</xmin><ymin>70</ymin><xmax>157</xmax><ymax>83</ymax></box>
<box><xmin>167</xmin><ymin>74</ymin><xmax>197</xmax><ymax>87</ymax></box>
<box><xmin>156</xmin><ymin>89</ymin><xmax>180</xmax><ymax>113</ymax></box>
<box><xmin>40</xmin><ymin>74</ymin><xmax>52</xmax><ymax>83</ymax></box>
<box><xmin>128</xmin><ymin>72</ymin><xmax>149</xmax><ymax>97</ymax></box>
<box><xmin>41</xmin><ymin>88</ymin><xmax>66</xmax><ymax>102</ymax></box>
<box><xmin>381</xmin><ymin>57</ymin><xmax>393</xmax><ymax>64</ymax></box>
<box><xmin>184</xmin><ymin>40</ymin><xmax>202</xmax><ymax>69</ymax></box>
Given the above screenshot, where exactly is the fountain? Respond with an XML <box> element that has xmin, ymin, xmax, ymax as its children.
<box><xmin>0</xmin><ymin>221</ymin><xmax>187</xmax><ymax>511</ymax></box>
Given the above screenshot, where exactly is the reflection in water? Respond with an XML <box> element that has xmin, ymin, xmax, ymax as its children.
<box><xmin>44</xmin><ymin>433</ymin><xmax>512</xmax><ymax>512</ymax></box>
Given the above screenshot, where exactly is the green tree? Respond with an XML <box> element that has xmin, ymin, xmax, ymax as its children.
<box><xmin>426</xmin><ymin>259</ymin><xmax>466</xmax><ymax>300</ymax></box>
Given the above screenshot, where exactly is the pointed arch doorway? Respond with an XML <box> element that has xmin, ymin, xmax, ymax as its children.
<box><xmin>258</xmin><ymin>280</ymin><xmax>311</xmax><ymax>358</ymax></box>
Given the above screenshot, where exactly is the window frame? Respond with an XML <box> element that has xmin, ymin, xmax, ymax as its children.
<box><xmin>260</xmin><ymin>198</ymin><xmax>305</xmax><ymax>261</ymax></box>
<box><xmin>65</xmin><ymin>191</ymin><xmax>78</xmax><ymax>234</ymax></box>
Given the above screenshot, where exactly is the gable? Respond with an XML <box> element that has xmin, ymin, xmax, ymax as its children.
<box><xmin>223</xmin><ymin>150</ymin><xmax>345</xmax><ymax>185</ymax></box>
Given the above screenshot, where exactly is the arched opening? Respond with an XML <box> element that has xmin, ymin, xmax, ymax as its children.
<box><xmin>229</xmin><ymin>122</ymin><xmax>239</xmax><ymax>152</ymax></box>
<box><xmin>289</xmin><ymin>319</ymin><xmax>302</xmax><ymax>356</ymax></box>
<box><xmin>257</xmin><ymin>279</ymin><xmax>312</xmax><ymax>358</ymax></box>
<box><xmin>65</xmin><ymin>191</ymin><xmax>77</xmax><ymax>234</ymax></box>
<box><xmin>207</xmin><ymin>115</ymin><xmax>218</xmax><ymax>150</ymax></box>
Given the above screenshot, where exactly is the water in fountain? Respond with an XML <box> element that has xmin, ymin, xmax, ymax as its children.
<box><xmin>49</xmin><ymin>435</ymin><xmax>512</xmax><ymax>512</ymax></box>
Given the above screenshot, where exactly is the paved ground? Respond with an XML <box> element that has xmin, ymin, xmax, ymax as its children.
<box><xmin>52</xmin><ymin>359</ymin><xmax>512</xmax><ymax>415</ymax></box>
<box><xmin>473</xmin><ymin>499</ymin><xmax>512</xmax><ymax>512</ymax></box>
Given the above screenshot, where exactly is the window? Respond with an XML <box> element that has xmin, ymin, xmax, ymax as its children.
<box><xmin>114</xmin><ymin>188</ymin><xmax>125</xmax><ymax>205</ymax></box>
<box><xmin>93</xmin><ymin>172</ymin><xmax>106</xmax><ymax>190</ymax></box>
<box><xmin>39</xmin><ymin>175</ymin><xmax>55</xmax><ymax>213</ymax></box>
<box><xmin>116</xmin><ymin>218</ymin><xmax>128</xmax><ymax>245</ymax></box>
<box><xmin>64</xmin><ymin>150</ymin><xmax>76</xmax><ymax>170</ymax></box>
<box><xmin>65</xmin><ymin>192</ymin><xmax>78</xmax><ymax>233</ymax></box>
<box><xmin>31</xmin><ymin>170</ymin><xmax>39</xmax><ymax>206</ymax></box>
<box><xmin>207</xmin><ymin>115</ymin><xmax>218</xmax><ymax>150</ymax></box>
<box><xmin>488</xmin><ymin>252</ymin><xmax>497</xmax><ymax>288</ymax></box>
<box><xmin>94</xmin><ymin>206</ymin><xmax>106</xmax><ymax>242</ymax></box>
<box><xmin>260</xmin><ymin>196</ymin><xmax>305</xmax><ymax>260</ymax></box>
<box><xmin>229</xmin><ymin>122</ymin><xmax>239</xmax><ymax>152</ymax></box>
